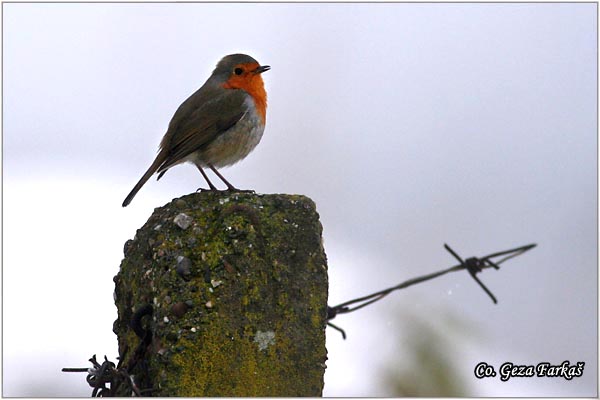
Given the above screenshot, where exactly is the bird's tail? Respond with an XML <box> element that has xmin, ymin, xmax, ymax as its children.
<box><xmin>122</xmin><ymin>154</ymin><xmax>166</xmax><ymax>207</ymax></box>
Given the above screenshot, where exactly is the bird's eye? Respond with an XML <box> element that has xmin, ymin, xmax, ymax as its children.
<box><xmin>234</xmin><ymin>67</ymin><xmax>244</xmax><ymax>75</ymax></box>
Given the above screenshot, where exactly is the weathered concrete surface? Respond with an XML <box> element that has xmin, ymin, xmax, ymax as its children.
<box><xmin>113</xmin><ymin>192</ymin><xmax>329</xmax><ymax>396</ymax></box>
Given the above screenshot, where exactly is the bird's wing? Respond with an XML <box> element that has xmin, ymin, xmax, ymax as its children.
<box><xmin>157</xmin><ymin>88</ymin><xmax>249</xmax><ymax>173</ymax></box>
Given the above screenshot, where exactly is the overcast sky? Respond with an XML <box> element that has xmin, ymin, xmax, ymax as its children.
<box><xmin>3</xmin><ymin>2</ymin><xmax>597</xmax><ymax>396</ymax></box>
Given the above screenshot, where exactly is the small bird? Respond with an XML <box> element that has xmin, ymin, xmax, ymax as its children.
<box><xmin>122</xmin><ymin>53</ymin><xmax>270</xmax><ymax>207</ymax></box>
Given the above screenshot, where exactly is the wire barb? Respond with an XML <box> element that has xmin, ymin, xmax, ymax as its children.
<box><xmin>444</xmin><ymin>243</ymin><xmax>498</xmax><ymax>304</ymax></box>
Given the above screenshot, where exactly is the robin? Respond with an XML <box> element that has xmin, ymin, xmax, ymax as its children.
<box><xmin>122</xmin><ymin>53</ymin><xmax>270</xmax><ymax>207</ymax></box>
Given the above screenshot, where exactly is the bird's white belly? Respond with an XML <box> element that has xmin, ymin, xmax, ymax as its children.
<box><xmin>188</xmin><ymin>110</ymin><xmax>265</xmax><ymax>168</ymax></box>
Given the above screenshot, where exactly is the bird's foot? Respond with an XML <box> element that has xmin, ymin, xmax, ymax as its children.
<box><xmin>196</xmin><ymin>187</ymin><xmax>255</xmax><ymax>194</ymax></box>
<box><xmin>226</xmin><ymin>188</ymin><xmax>255</xmax><ymax>194</ymax></box>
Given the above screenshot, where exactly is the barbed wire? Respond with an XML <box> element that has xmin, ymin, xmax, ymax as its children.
<box><xmin>62</xmin><ymin>354</ymin><xmax>143</xmax><ymax>397</ymax></box>
<box><xmin>61</xmin><ymin>304</ymin><xmax>155</xmax><ymax>396</ymax></box>
<box><xmin>326</xmin><ymin>243</ymin><xmax>537</xmax><ymax>339</ymax></box>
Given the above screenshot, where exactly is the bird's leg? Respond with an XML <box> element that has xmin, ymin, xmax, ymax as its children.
<box><xmin>195</xmin><ymin>165</ymin><xmax>218</xmax><ymax>192</ymax></box>
<box><xmin>208</xmin><ymin>164</ymin><xmax>255</xmax><ymax>193</ymax></box>
<box><xmin>207</xmin><ymin>164</ymin><xmax>236</xmax><ymax>190</ymax></box>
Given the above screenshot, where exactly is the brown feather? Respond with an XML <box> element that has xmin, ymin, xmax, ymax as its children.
<box><xmin>122</xmin><ymin>149</ymin><xmax>168</xmax><ymax>207</ymax></box>
<box><xmin>156</xmin><ymin>88</ymin><xmax>248</xmax><ymax>174</ymax></box>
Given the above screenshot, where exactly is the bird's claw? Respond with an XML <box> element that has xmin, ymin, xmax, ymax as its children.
<box><xmin>196</xmin><ymin>187</ymin><xmax>255</xmax><ymax>194</ymax></box>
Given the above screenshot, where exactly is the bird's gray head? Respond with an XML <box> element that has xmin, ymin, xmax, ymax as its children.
<box><xmin>211</xmin><ymin>54</ymin><xmax>270</xmax><ymax>81</ymax></box>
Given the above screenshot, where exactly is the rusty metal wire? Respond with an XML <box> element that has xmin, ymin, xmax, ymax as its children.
<box><xmin>62</xmin><ymin>354</ymin><xmax>143</xmax><ymax>397</ymax></box>
<box><xmin>62</xmin><ymin>303</ymin><xmax>155</xmax><ymax>396</ymax></box>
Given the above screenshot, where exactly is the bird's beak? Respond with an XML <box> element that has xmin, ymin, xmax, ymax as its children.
<box><xmin>254</xmin><ymin>65</ymin><xmax>271</xmax><ymax>74</ymax></box>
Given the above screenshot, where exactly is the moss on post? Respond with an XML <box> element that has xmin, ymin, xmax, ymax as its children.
<box><xmin>113</xmin><ymin>192</ymin><xmax>329</xmax><ymax>396</ymax></box>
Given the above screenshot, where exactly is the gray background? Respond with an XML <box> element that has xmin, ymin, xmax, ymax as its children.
<box><xmin>3</xmin><ymin>3</ymin><xmax>597</xmax><ymax>396</ymax></box>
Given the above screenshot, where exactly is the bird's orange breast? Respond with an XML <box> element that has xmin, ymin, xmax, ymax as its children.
<box><xmin>222</xmin><ymin>63</ymin><xmax>268</xmax><ymax>123</ymax></box>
